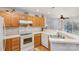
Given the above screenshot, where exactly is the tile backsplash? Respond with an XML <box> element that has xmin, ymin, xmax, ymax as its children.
<box><xmin>5</xmin><ymin>27</ymin><xmax>42</xmax><ymax>36</ymax></box>
<box><xmin>4</xmin><ymin>27</ymin><xmax>19</xmax><ymax>36</ymax></box>
<box><xmin>32</xmin><ymin>27</ymin><xmax>42</xmax><ymax>32</ymax></box>
<box><xmin>19</xmin><ymin>27</ymin><xmax>42</xmax><ymax>33</ymax></box>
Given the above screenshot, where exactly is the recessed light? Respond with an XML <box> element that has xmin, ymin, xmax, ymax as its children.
<box><xmin>36</xmin><ymin>9</ymin><xmax>39</xmax><ymax>12</ymax></box>
<box><xmin>48</xmin><ymin>12</ymin><xmax>50</xmax><ymax>14</ymax></box>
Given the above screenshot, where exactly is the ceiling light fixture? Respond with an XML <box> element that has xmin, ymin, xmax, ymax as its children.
<box><xmin>48</xmin><ymin>12</ymin><xmax>50</xmax><ymax>14</ymax></box>
<box><xmin>36</xmin><ymin>9</ymin><xmax>39</xmax><ymax>12</ymax></box>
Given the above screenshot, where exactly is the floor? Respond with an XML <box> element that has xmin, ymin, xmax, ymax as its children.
<box><xmin>34</xmin><ymin>45</ymin><xmax>49</xmax><ymax>51</ymax></box>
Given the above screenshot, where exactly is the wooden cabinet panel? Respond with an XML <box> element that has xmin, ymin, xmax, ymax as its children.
<box><xmin>27</xmin><ymin>15</ymin><xmax>33</xmax><ymax>20</ymax></box>
<box><xmin>32</xmin><ymin>16</ymin><xmax>37</xmax><ymax>26</ymax></box>
<box><xmin>10</xmin><ymin>13</ymin><xmax>20</xmax><ymax>27</ymax></box>
<box><xmin>35</xmin><ymin>17</ymin><xmax>40</xmax><ymax>27</ymax></box>
<box><xmin>34</xmin><ymin>34</ymin><xmax>41</xmax><ymax>47</ymax></box>
<box><xmin>39</xmin><ymin>17</ymin><xmax>45</xmax><ymax>27</ymax></box>
<box><xmin>0</xmin><ymin>11</ymin><xmax>11</xmax><ymax>27</ymax></box>
<box><xmin>5</xmin><ymin>37</ymin><xmax>20</xmax><ymax>51</ymax></box>
<box><xmin>5</xmin><ymin>39</ymin><xmax>12</xmax><ymax>51</ymax></box>
<box><xmin>12</xmin><ymin>38</ymin><xmax>20</xmax><ymax>46</ymax></box>
<box><xmin>32</xmin><ymin>16</ymin><xmax>45</xmax><ymax>27</ymax></box>
<box><xmin>20</xmin><ymin>14</ymin><xmax>27</xmax><ymax>20</ymax></box>
<box><xmin>0</xmin><ymin>11</ymin><xmax>20</xmax><ymax>27</ymax></box>
<box><xmin>4</xmin><ymin>14</ymin><xmax>11</xmax><ymax>27</ymax></box>
<box><xmin>0</xmin><ymin>11</ymin><xmax>45</xmax><ymax>27</ymax></box>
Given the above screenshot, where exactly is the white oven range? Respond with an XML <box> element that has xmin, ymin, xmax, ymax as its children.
<box><xmin>20</xmin><ymin>33</ymin><xmax>34</xmax><ymax>51</ymax></box>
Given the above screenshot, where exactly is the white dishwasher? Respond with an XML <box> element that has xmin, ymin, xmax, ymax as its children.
<box><xmin>41</xmin><ymin>34</ymin><xmax>48</xmax><ymax>48</ymax></box>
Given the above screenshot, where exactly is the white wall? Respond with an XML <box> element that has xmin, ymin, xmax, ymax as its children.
<box><xmin>45</xmin><ymin>7</ymin><xmax>79</xmax><ymax>30</ymax></box>
<box><xmin>49</xmin><ymin>7</ymin><xmax>79</xmax><ymax>18</ymax></box>
<box><xmin>46</xmin><ymin>16</ymin><xmax>60</xmax><ymax>30</ymax></box>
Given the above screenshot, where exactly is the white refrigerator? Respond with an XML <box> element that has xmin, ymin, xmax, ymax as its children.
<box><xmin>0</xmin><ymin>16</ymin><xmax>4</xmax><ymax>51</ymax></box>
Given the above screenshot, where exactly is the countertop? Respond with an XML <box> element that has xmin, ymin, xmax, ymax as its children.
<box><xmin>4</xmin><ymin>29</ymin><xmax>79</xmax><ymax>44</ymax></box>
<box><xmin>46</xmin><ymin>30</ymin><xmax>79</xmax><ymax>44</ymax></box>
<box><xmin>4</xmin><ymin>35</ymin><xmax>20</xmax><ymax>39</ymax></box>
<box><xmin>34</xmin><ymin>29</ymin><xmax>79</xmax><ymax>44</ymax></box>
<box><xmin>4</xmin><ymin>31</ymin><xmax>42</xmax><ymax>39</ymax></box>
<box><xmin>32</xmin><ymin>30</ymin><xmax>79</xmax><ymax>44</ymax></box>
<box><xmin>49</xmin><ymin>38</ymin><xmax>79</xmax><ymax>44</ymax></box>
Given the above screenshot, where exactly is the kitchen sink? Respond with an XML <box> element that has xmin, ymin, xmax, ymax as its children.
<box><xmin>49</xmin><ymin>34</ymin><xmax>74</xmax><ymax>39</ymax></box>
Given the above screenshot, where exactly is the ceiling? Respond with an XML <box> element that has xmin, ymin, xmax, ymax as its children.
<box><xmin>15</xmin><ymin>7</ymin><xmax>79</xmax><ymax>18</ymax></box>
<box><xmin>1</xmin><ymin>7</ymin><xmax>79</xmax><ymax>18</ymax></box>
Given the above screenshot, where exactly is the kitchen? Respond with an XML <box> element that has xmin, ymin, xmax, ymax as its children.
<box><xmin>0</xmin><ymin>7</ymin><xmax>79</xmax><ymax>51</ymax></box>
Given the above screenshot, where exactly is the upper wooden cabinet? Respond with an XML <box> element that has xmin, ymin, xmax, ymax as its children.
<box><xmin>4</xmin><ymin>13</ymin><xmax>12</xmax><ymax>27</ymax></box>
<box><xmin>0</xmin><ymin>11</ymin><xmax>20</xmax><ymax>27</ymax></box>
<box><xmin>0</xmin><ymin>11</ymin><xmax>45</xmax><ymax>27</ymax></box>
<box><xmin>0</xmin><ymin>11</ymin><xmax>11</xmax><ymax>27</ymax></box>
<box><xmin>10</xmin><ymin>13</ymin><xmax>20</xmax><ymax>27</ymax></box>
<box><xmin>39</xmin><ymin>17</ymin><xmax>45</xmax><ymax>27</ymax></box>
<box><xmin>26</xmin><ymin>15</ymin><xmax>45</xmax><ymax>27</ymax></box>
<box><xmin>19</xmin><ymin>14</ymin><xmax>27</xmax><ymax>20</ymax></box>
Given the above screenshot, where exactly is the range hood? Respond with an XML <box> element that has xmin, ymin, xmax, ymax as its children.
<box><xmin>19</xmin><ymin>20</ymin><xmax>33</xmax><ymax>24</ymax></box>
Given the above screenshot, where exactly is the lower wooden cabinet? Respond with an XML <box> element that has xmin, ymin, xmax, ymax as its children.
<box><xmin>5</xmin><ymin>37</ymin><xmax>20</xmax><ymax>51</ymax></box>
<box><xmin>34</xmin><ymin>34</ymin><xmax>41</xmax><ymax>47</ymax></box>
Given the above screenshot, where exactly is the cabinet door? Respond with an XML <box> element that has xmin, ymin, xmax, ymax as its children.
<box><xmin>33</xmin><ymin>16</ymin><xmax>45</xmax><ymax>27</ymax></box>
<box><xmin>11</xmin><ymin>37</ymin><xmax>20</xmax><ymax>51</ymax></box>
<box><xmin>21</xmin><ymin>15</ymin><xmax>45</xmax><ymax>27</ymax></box>
<box><xmin>37</xmin><ymin>17</ymin><xmax>40</xmax><ymax>26</ymax></box>
<box><xmin>5</xmin><ymin>39</ymin><xmax>12</xmax><ymax>51</ymax></box>
<box><xmin>34</xmin><ymin>34</ymin><xmax>41</xmax><ymax>47</ymax></box>
<box><xmin>27</xmin><ymin>15</ymin><xmax>33</xmax><ymax>20</ymax></box>
<box><xmin>0</xmin><ymin>12</ymin><xmax>11</xmax><ymax>27</ymax></box>
<box><xmin>12</xmin><ymin>37</ymin><xmax>20</xmax><ymax>46</ymax></box>
<box><xmin>11</xmin><ymin>13</ymin><xmax>20</xmax><ymax>27</ymax></box>
<box><xmin>20</xmin><ymin>14</ymin><xmax>27</xmax><ymax>20</ymax></box>
<box><xmin>27</xmin><ymin>16</ymin><xmax>38</xmax><ymax>27</ymax></box>
<box><xmin>4</xmin><ymin>13</ymin><xmax>11</xmax><ymax>27</ymax></box>
<box><xmin>33</xmin><ymin>17</ymin><xmax>37</xmax><ymax>26</ymax></box>
<box><xmin>5</xmin><ymin>37</ymin><xmax>20</xmax><ymax>51</ymax></box>
<box><xmin>41</xmin><ymin>34</ymin><xmax>48</xmax><ymax>48</ymax></box>
<box><xmin>40</xmin><ymin>17</ymin><xmax>45</xmax><ymax>27</ymax></box>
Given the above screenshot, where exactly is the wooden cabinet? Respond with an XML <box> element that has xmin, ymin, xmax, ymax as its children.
<box><xmin>39</xmin><ymin>17</ymin><xmax>45</xmax><ymax>27</ymax></box>
<box><xmin>0</xmin><ymin>11</ymin><xmax>20</xmax><ymax>27</ymax></box>
<box><xmin>19</xmin><ymin>14</ymin><xmax>27</xmax><ymax>20</ymax></box>
<box><xmin>34</xmin><ymin>17</ymin><xmax>44</xmax><ymax>27</ymax></box>
<box><xmin>0</xmin><ymin>11</ymin><xmax>11</xmax><ymax>27</ymax></box>
<box><xmin>26</xmin><ymin>15</ymin><xmax>33</xmax><ymax>20</ymax></box>
<box><xmin>5</xmin><ymin>37</ymin><xmax>20</xmax><ymax>51</ymax></box>
<box><xmin>4</xmin><ymin>14</ymin><xmax>11</xmax><ymax>27</ymax></box>
<box><xmin>0</xmin><ymin>11</ymin><xmax>44</xmax><ymax>27</ymax></box>
<box><xmin>34</xmin><ymin>33</ymin><xmax>41</xmax><ymax>47</ymax></box>
<box><xmin>11</xmin><ymin>13</ymin><xmax>20</xmax><ymax>27</ymax></box>
<box><xmin>26</xmin><ymin>15</ymin><xmax>45</xmax><ymax>27</ymax></box>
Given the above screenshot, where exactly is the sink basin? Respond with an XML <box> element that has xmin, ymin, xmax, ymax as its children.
<box><xmin>50</xmin><ymin>35</ymin><xmax>65</xmax><ymax>39</ymax></box>
<box><xmin>49</xmin><ymin>34</ymin><xmax>74</xmax><ymax>39</ymax></box>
